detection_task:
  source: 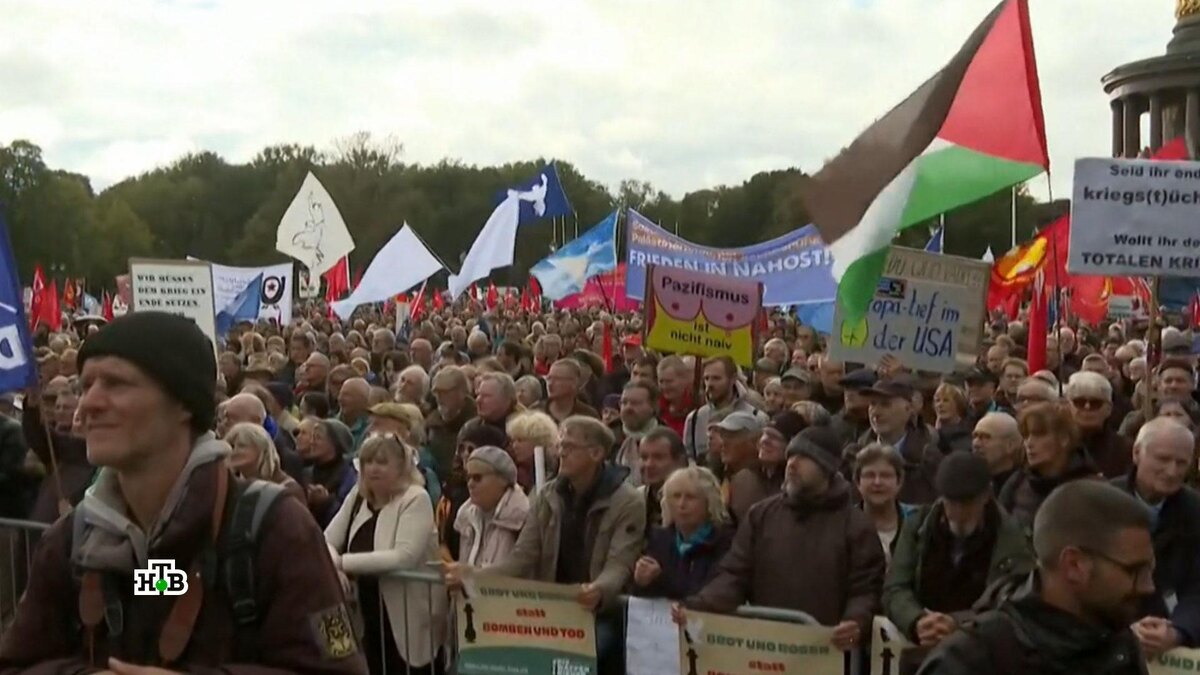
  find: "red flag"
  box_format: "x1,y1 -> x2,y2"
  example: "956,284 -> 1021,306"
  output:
102,291 -> 114,322
1027,276 -> 1048,373
30,265 -> 46,329
1191,292 -> 1200,329
432,289 -> 445,311
528,276 -> 542,308
323,257 -> 350,302
46,279 -> 61,332
410,281 -> 428,323
601,321 -> 613,373
486,282 -> 499,310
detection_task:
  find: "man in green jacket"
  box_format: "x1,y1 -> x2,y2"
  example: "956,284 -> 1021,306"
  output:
883,452 -> 1034,674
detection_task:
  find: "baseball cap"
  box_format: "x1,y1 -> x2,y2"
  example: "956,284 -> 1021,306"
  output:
964,367 -> 998,385
714,411 -> 765,435
781,367 -> 814,385
839,368 -> 878,391
1164,330 -> 1193,354
863,377 -> 915,400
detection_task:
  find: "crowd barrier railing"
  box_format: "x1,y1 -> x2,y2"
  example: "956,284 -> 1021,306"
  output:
0,518 -> 50,636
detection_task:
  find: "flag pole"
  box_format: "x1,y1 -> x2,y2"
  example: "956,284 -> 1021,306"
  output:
1011,186 -> 1018,250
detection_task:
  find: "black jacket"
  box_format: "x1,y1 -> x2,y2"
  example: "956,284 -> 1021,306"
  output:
917,573 -> 1148,675
998,449 -> 1100,532
1111,473 -> 1200,646
634,524 -> 733,601
0,414 -> 31,518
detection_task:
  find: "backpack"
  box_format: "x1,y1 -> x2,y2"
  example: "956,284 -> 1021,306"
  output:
68,476 -> 287,665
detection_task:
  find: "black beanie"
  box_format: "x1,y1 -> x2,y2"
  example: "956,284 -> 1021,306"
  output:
78,312 -> 217,435
786,426 -> 843,476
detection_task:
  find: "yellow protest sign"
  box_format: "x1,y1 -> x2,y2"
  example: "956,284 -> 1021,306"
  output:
455,575 -> 596,675
678,610 -> 842,675
1150,646 -> 1200,674
643,264 -> 763,367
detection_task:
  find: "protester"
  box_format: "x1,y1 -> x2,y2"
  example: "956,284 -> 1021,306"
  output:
917,481 -> 1154,674
325,434 -> 445,675
683,356 -> 766,466
224,422 -> 305,503
453,446 -> 530,568
611,381 -> 660,483
470,371 -> 523,435
1066,371 -> 1131,478
426,366 -> 476,480
219,391 -> 307,486
436,423 -> 508,562
681,426 -> 886,653
1012,376 -> 1059,414
932,382 -> 972,455
1000,402 -> 1099,531
656,355 -> 694,437
633,466 -> 733,600
883,453 -> 1034,672
19,386 -> 85,523
505,410 -> 560,494
713,412 -> 768,523
1111,419 -> 1200,654
728,410 -> 804,527
859,378 -> 944,505
305,418 -> 360,528
538,358 -> 600,422
971,412 -> 1023,494
0,312 -> 365,673
636,427 -> 690,536
854,443 -> 913,565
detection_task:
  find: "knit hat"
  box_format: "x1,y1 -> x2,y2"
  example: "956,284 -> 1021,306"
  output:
78,312 -> 216,435
319,419 -> 355,458
265,382 -> 294,410
467,446 -> 518,486
935,452 -> 993,501
786,426 -> 842,476
766,411 -> 808,444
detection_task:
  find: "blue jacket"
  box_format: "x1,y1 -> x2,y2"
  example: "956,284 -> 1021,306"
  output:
634,524 -> 734,601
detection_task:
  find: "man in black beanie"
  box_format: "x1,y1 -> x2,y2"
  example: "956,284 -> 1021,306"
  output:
0,312 -> 367,675
682,425 -> 886,656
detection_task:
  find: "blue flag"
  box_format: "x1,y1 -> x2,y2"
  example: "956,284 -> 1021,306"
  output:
0,215 -> 36,393
924,226 -> 944,254
529,210 -> 618,300
216,273 -> 263,338
497,163 -> 573,226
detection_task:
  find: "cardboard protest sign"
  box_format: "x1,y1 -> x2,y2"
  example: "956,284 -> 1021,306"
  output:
644,264 -> 762,367
128,259 -> 217,350
1069,157 -> 1200,277
678,610 -> 842,675
830,247 -> 989,373
455,575 -> 596,675
626,597 -> 680,675
870,615 -> 919,675
1150,647 -> 1200,674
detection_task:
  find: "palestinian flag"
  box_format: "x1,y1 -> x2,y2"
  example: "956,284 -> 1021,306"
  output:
801,0 -> 1049,321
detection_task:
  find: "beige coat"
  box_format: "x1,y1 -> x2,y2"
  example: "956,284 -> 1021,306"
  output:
454,486 -> 531,567
486,466 -> 646,607
325,483 -> 448,668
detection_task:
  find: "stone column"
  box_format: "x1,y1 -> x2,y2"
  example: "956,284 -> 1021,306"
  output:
1150,94 -> 1165,151
1113,99 -> 1125,157
1124,96 -> 1142,158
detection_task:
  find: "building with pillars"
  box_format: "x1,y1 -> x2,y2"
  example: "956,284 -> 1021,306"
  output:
1103,0 -> 1200,157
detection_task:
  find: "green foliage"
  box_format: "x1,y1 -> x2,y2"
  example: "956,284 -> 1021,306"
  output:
0,136 -> 1045,292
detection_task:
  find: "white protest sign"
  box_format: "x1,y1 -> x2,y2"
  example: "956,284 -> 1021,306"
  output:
1149,646 -> 1200,675
297,265 -> 321,299
625,597 -> 680,675
206,261 -> 294,326
128,258 -> 218,352
870,616 -> 918,675
1069,157 -> 1200,277
830,247 -> 990,373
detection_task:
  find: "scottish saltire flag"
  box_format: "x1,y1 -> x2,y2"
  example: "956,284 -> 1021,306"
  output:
924,226 -> 944,253
216,273 -> 263,338
530,211 -> 618,300
497,163 -> 573,226
0,215 -> 36,392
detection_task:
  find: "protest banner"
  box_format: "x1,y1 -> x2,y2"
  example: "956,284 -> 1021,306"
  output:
625,597 -> 679,675
624,209 -> 835,307
128,258 -> 218,351
1150,646 -> 1200,674
1069,157 -> 1200,277
643,264 -> 762,367
678,610 -> 841,675
870,615 -> 918,675
205,261 -> 294,326
455,575 -> 596,675
830,247 -> 989,374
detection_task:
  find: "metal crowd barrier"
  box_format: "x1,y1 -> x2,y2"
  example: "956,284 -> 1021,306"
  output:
0,518 -> 50,636
0,519 -> 861,675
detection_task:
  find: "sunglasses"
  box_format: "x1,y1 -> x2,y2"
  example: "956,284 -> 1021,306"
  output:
1070,398 -> 1106,411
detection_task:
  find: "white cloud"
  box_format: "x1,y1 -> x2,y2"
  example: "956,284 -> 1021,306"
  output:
0,0 -> 1175,206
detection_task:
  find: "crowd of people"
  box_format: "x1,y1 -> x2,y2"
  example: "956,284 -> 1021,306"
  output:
0,299 -> 1196,675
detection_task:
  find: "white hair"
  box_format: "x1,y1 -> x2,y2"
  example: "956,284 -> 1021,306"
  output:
1136,417 -> 1196,452
1065,371 -> 1112,403
1018,377 -> 1059,401
978,411 -> 1020,441
399,365 -> 430,395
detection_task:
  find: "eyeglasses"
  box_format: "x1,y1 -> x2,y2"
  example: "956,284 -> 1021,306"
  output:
1079,546 -> 1154,585
1070,398 -> 1107,411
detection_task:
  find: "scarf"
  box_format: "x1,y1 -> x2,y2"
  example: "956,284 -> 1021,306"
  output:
675,523 -> 713,557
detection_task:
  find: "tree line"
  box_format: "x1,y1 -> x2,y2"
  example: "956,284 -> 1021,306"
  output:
0,133 -> 1058,291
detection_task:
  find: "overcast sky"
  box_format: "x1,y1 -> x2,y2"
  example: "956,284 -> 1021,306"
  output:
0,0 -> 1173,203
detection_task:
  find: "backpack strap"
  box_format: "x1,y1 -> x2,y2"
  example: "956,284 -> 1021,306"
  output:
222,479 -> 287,662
